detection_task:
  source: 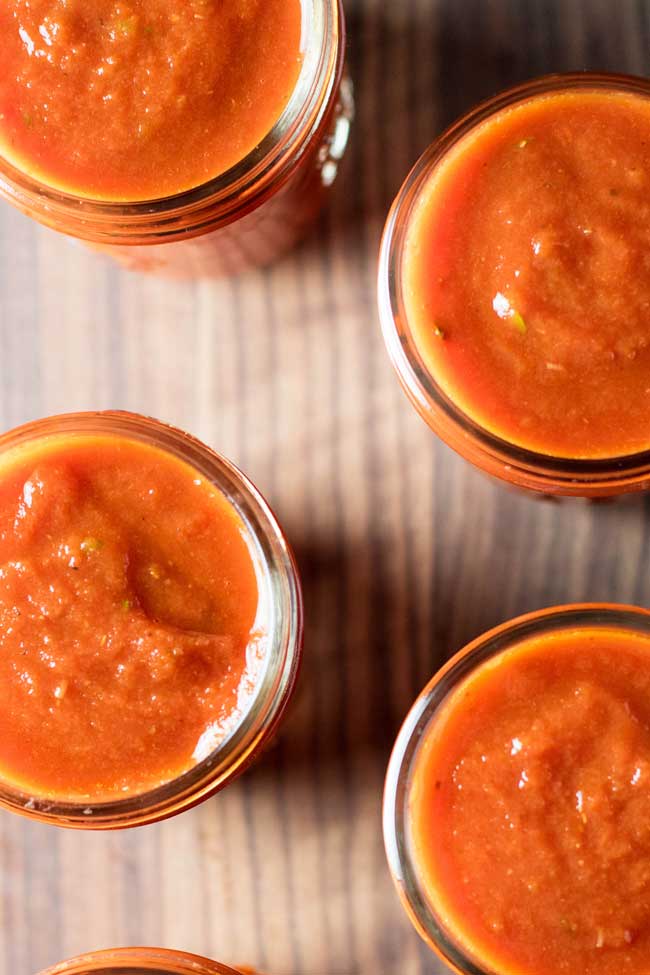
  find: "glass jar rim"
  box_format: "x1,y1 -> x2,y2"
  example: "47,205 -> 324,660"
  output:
378,71 -> 650,496
0,410 -> 303,829
38,947 -> 242,975
383,602 -> 650,975
0,0 -> 344,242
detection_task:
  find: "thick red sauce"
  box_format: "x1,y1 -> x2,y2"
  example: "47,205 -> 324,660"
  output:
0,434 -> 260,801
0,1 -> 303,200
410,625 -> 650,975
403,89 -> 650,459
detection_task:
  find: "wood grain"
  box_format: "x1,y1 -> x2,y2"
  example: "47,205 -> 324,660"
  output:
2,1 -> 650,972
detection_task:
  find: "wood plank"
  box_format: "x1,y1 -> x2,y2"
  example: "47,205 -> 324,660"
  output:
1,2 -> 650,973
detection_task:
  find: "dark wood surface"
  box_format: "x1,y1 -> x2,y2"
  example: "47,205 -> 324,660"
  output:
2,1 -> 650,972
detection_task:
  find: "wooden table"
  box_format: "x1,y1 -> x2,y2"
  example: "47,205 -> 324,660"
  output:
2,1 -> 650,972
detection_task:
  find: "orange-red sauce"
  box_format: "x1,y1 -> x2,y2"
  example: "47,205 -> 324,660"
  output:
0,1 -> 303,200
403,90 -> 650,459
0,434 -> 260,801
410,626 -> 650,975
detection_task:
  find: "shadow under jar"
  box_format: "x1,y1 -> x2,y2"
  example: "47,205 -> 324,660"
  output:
0,0 -> 352,278
384,604 -> 650,975
0,411 -> 302,828
379,73 -> 650,497
39,948 -> 247,975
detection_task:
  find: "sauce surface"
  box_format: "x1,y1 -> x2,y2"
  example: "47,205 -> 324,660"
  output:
409,625 -> 650,975
403,90 -> 650,459
0,0 -> 303,200
0,434 -> 260,801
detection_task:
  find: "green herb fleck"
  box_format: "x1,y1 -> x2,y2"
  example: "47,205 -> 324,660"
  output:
116,15 -> 138,36
493,292 -> 527,335
121,598 -> 132,611
144,24 -> 154,35
510,309 -> 527,335
80,536 -> 103,553
22,111 -> 33,129
560,918 -> 578,934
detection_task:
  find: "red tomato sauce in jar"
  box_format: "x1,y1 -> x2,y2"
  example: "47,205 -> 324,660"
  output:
409,625 -> 650,975
0,0 -> 302,200
0,433 -> 260,801
403,89 -> 650,460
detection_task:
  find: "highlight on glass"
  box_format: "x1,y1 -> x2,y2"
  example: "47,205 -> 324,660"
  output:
38,947 -> 247,975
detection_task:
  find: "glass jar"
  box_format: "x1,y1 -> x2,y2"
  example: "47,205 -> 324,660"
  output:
0,0 -> 352,278
383,603 -> 650,974
378,72 -> 650,498
0,411 -> 303,829
39,947 -> 243,975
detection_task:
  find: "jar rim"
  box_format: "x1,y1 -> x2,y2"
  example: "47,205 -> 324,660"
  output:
38,947 -> 242,975
383,602 -> 650,974
378,71 -> 650,497
0,410 -> 303,829
0,0 -> 344,242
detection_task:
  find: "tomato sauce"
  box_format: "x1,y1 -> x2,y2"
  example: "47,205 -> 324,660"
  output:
0,434 -> 260,801
410,626 -> 650,975
0,0 -> 303,200
403,90 -> 650,459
